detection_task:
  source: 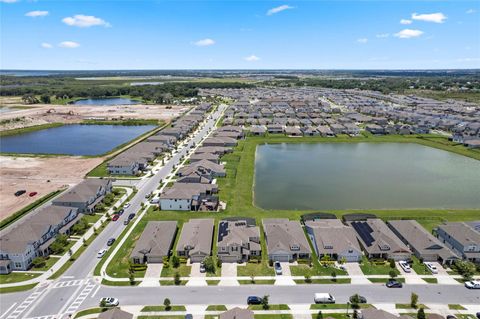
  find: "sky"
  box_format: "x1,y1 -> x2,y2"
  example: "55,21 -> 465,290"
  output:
0,0 -> 479,70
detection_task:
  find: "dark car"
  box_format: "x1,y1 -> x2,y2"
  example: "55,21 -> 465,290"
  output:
29,191 -> 38,197
107,238 -> 115,246
349,295 -> 367,303
128,213 -> 135,220
14,190 -> 26,197
446,315 -> 457,319
247,296 -> 262,305
117,209 -> 125,215
112,214 -> 120,221
476,312 -> 480,319
386,280 -> 403,288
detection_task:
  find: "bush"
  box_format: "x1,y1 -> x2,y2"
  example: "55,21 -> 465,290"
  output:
389,270 -> 397,279
203,256 -> 216,273
32,257 -> 46,269
411,292 -> 418,309
389,259 -> 396,268
164,298 -> 171,311
174,272 -> 181,285
171,255 -> 180,268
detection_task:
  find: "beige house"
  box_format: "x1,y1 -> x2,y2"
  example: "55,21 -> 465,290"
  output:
130,221 -> 177,264
176,219 -> 214,263
217,219 -> 261,263
263,218 -> 311,262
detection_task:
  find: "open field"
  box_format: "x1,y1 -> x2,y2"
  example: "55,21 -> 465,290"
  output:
0,96 -> 186,131
0,155 -> 103,220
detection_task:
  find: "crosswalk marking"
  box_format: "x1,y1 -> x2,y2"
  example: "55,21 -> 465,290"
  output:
6,290 -> 46,319
64,281 -> 97,315
51,279 -> 84,289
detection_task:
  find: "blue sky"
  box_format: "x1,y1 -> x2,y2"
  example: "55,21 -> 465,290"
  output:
1,0 -> 479,70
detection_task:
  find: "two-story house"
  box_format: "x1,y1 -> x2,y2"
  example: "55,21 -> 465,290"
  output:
217,219 -> 261,263
52,179 -> 113,213
436,222 -> 480,263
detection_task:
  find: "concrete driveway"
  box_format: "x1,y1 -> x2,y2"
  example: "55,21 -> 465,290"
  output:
396,262 -> 424,284
186,262 -> 207,287
343,262 -> 370,284
431,262 -> 459,285
139,263 -> 162,287
274,262 -> 296,286
219,263 -> 239,286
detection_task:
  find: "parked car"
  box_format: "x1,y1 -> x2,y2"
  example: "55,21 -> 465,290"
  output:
247,296 -> 262,305
14,190 -> 26,196
128,213 -> 135,220
150,198 -> 160,204
97,249 -> 107,258
117,209 -> 125,215
185,315 -> 193,319
476,312 -> 480,319
314,293 -> 336,304
446,315 -> 457,319
29,191 -> 38,197
100,297 -> 119,307
274,261 -> 282,275
399,260 -> 411,273
124,203 -> 131,209
349,295 -> 367,303
424,262 -> 438,274
107,238 -> 115,246
465,280 -> 480,289
123,219 -> 130,226
200,262 -> 206,273
386,279 -> 403,288
112,214 -> 120,221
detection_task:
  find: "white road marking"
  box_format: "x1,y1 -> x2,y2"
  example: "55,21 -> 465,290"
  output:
6,290 -> 46,319
0,303 -> 17,319
64,281 -> 97,315
90,284 -> 101,298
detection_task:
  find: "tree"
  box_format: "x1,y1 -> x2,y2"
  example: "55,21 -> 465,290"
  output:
40,94 -> 51,104
389,258 -> 396,269
452,260 -> 476,281
353,309 -> 359,319
250,273 -> 255,284
171,255 -> 180,268
350,294 -> 360,310
68,248 -> 74,261
410,292 -> 419,309
331,271 -> 337,282
174,272 -> 181,285
99,299 -> 107,308
305,274 -> 312,283
316,311 -> 323,319
216,257 -> 222,269
163,298 -> 171,311
261,295 -> 270,310
129,272 -> 135,285
82,238 -> 87,247
32,257 -> 46,269
389,270 -> 397,279
203,256 -> 216,274
417,308 -> 425,319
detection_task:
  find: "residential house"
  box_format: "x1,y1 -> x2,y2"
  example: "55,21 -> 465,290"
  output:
159,183 -> 218,211
176,219 -> 214,263
436,222 -> 480,263
52,179 -> 113,213
219,308 -> 254,319
217,219 -> 261,263
262,219 -> 311,262
130,221 -> 177,264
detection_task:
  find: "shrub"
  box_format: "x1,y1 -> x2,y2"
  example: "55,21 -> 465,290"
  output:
163,298 -> 171,311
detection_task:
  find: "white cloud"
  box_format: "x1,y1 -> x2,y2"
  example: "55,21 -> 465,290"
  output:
59,41 -> 80,48
25,10 -> 48,17
376,33 -> 390,38
400,19 -> 412,25
267,4 -> 294,16
466,9 -> 476,14
394,29 -> 424,39
41,42 -> 52,48
411,12 -> 447,23
62,14 -> 111,28
357,38 -> 368,44
457,57 -> 480,62
244,55 -> 260,62
0,0 -> 20,3
193,38 -> 215,47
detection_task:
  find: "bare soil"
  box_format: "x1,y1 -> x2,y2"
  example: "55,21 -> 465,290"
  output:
0,156 -> 103,220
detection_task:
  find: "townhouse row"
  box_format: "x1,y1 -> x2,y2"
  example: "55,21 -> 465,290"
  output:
0,179 -> 113,273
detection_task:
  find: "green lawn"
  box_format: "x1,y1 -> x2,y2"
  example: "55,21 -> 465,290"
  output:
0,283 -> 38,294
290,264 -> 347,277
159,280 -> 188,286
411,257 -> 429,275
360,257 -> 400,276
294,278 -> 351,284
249,305 -> 290,310
239,279 -> 276,285
207,280 -> 220,285
421,277 -> 438,284
396,304 -> 428,309
73,308 -> 106,318
255,316 -> 293,319
100,279 -> 140,286
161,264 -> 191,277
311,314 -> 350,319
368,278 -> 405,283
32,256 -> 60,271
0,272 -> 41,284
206,305 -> 227,311
142,305 -> 186,312
448,304 -> 466,310
237,262 -> 275,277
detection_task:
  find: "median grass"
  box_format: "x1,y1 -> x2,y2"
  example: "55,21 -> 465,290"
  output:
248,304 -> 290,311
0,283 -> 38,294
206,305 -> 227,311
73,308 -> 106,319
310,304 -> 372,310
294,278 -> 351,284
239,279 -> 276,285
142,305 -> 186,312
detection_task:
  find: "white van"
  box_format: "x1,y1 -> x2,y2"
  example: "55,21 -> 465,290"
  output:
314,293 -> 335,304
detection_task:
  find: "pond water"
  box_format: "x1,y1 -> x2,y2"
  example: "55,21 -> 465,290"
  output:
0,124 -> 155,156
254,143 -> 480,210
72,98 -> 141,106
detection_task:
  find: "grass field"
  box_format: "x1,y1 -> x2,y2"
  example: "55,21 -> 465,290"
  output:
0,272 -> 40,284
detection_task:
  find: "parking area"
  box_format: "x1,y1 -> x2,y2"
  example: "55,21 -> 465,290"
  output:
219,263 -> 238,286
396,262 -> 424,284
274,262 -> 295,286
139,263 -> 162,287
186,262 -> 207,286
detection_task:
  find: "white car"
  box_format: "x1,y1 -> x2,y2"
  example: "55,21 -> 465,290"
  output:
100,297 -> 119,307
124,203 -> 131,209
399,261 -> 411,273
274,261 -> 282,275
97,249 -> 107,258
465,280 -> 480,289
424,262 -> 438,274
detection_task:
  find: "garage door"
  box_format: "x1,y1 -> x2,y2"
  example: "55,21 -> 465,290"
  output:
273,255 -> 290,262
147,256 -> 164,263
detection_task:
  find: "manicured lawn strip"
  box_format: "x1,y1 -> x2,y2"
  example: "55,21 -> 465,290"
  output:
310,304 -> 372,310
100,279 -> 140,286
290,264 -> 347,277
368,278 -> 405,283
448,304 -> 466,310
0,189 -> 63,230
159,280 -> 188,286
360,257 -> 399,276
73,307 -> 107,318
32,256 -> 60,271
255,316 -> 293,319
161,264 -> 191,277
310,315 -> 350,319
142,305 -> 187,312
0,283 -> 38,294
294,278 -> 351,284
411,256 -> 429,275
456,316 -> 476,319
138,316 -> 185,319
239,279 -> 276,285
237,262 -> 275,277
207,280 -> 220,285
249,305 -> 290,310
421,278 -> 438,284
0,122 -> 64,137
206,305 -> 227,311
396,304 -> 428,309
0,272 -> 41,284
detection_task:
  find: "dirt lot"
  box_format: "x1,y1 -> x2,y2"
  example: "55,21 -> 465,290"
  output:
0,97 -> 187,131
0,156 -> 103,220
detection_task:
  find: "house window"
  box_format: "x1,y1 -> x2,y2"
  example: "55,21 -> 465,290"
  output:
14,262 -> 22,268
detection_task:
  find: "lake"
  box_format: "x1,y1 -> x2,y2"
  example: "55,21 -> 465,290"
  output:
0,124 -> 155,156
72,98 -> 141,106
254,143 -> 480,210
